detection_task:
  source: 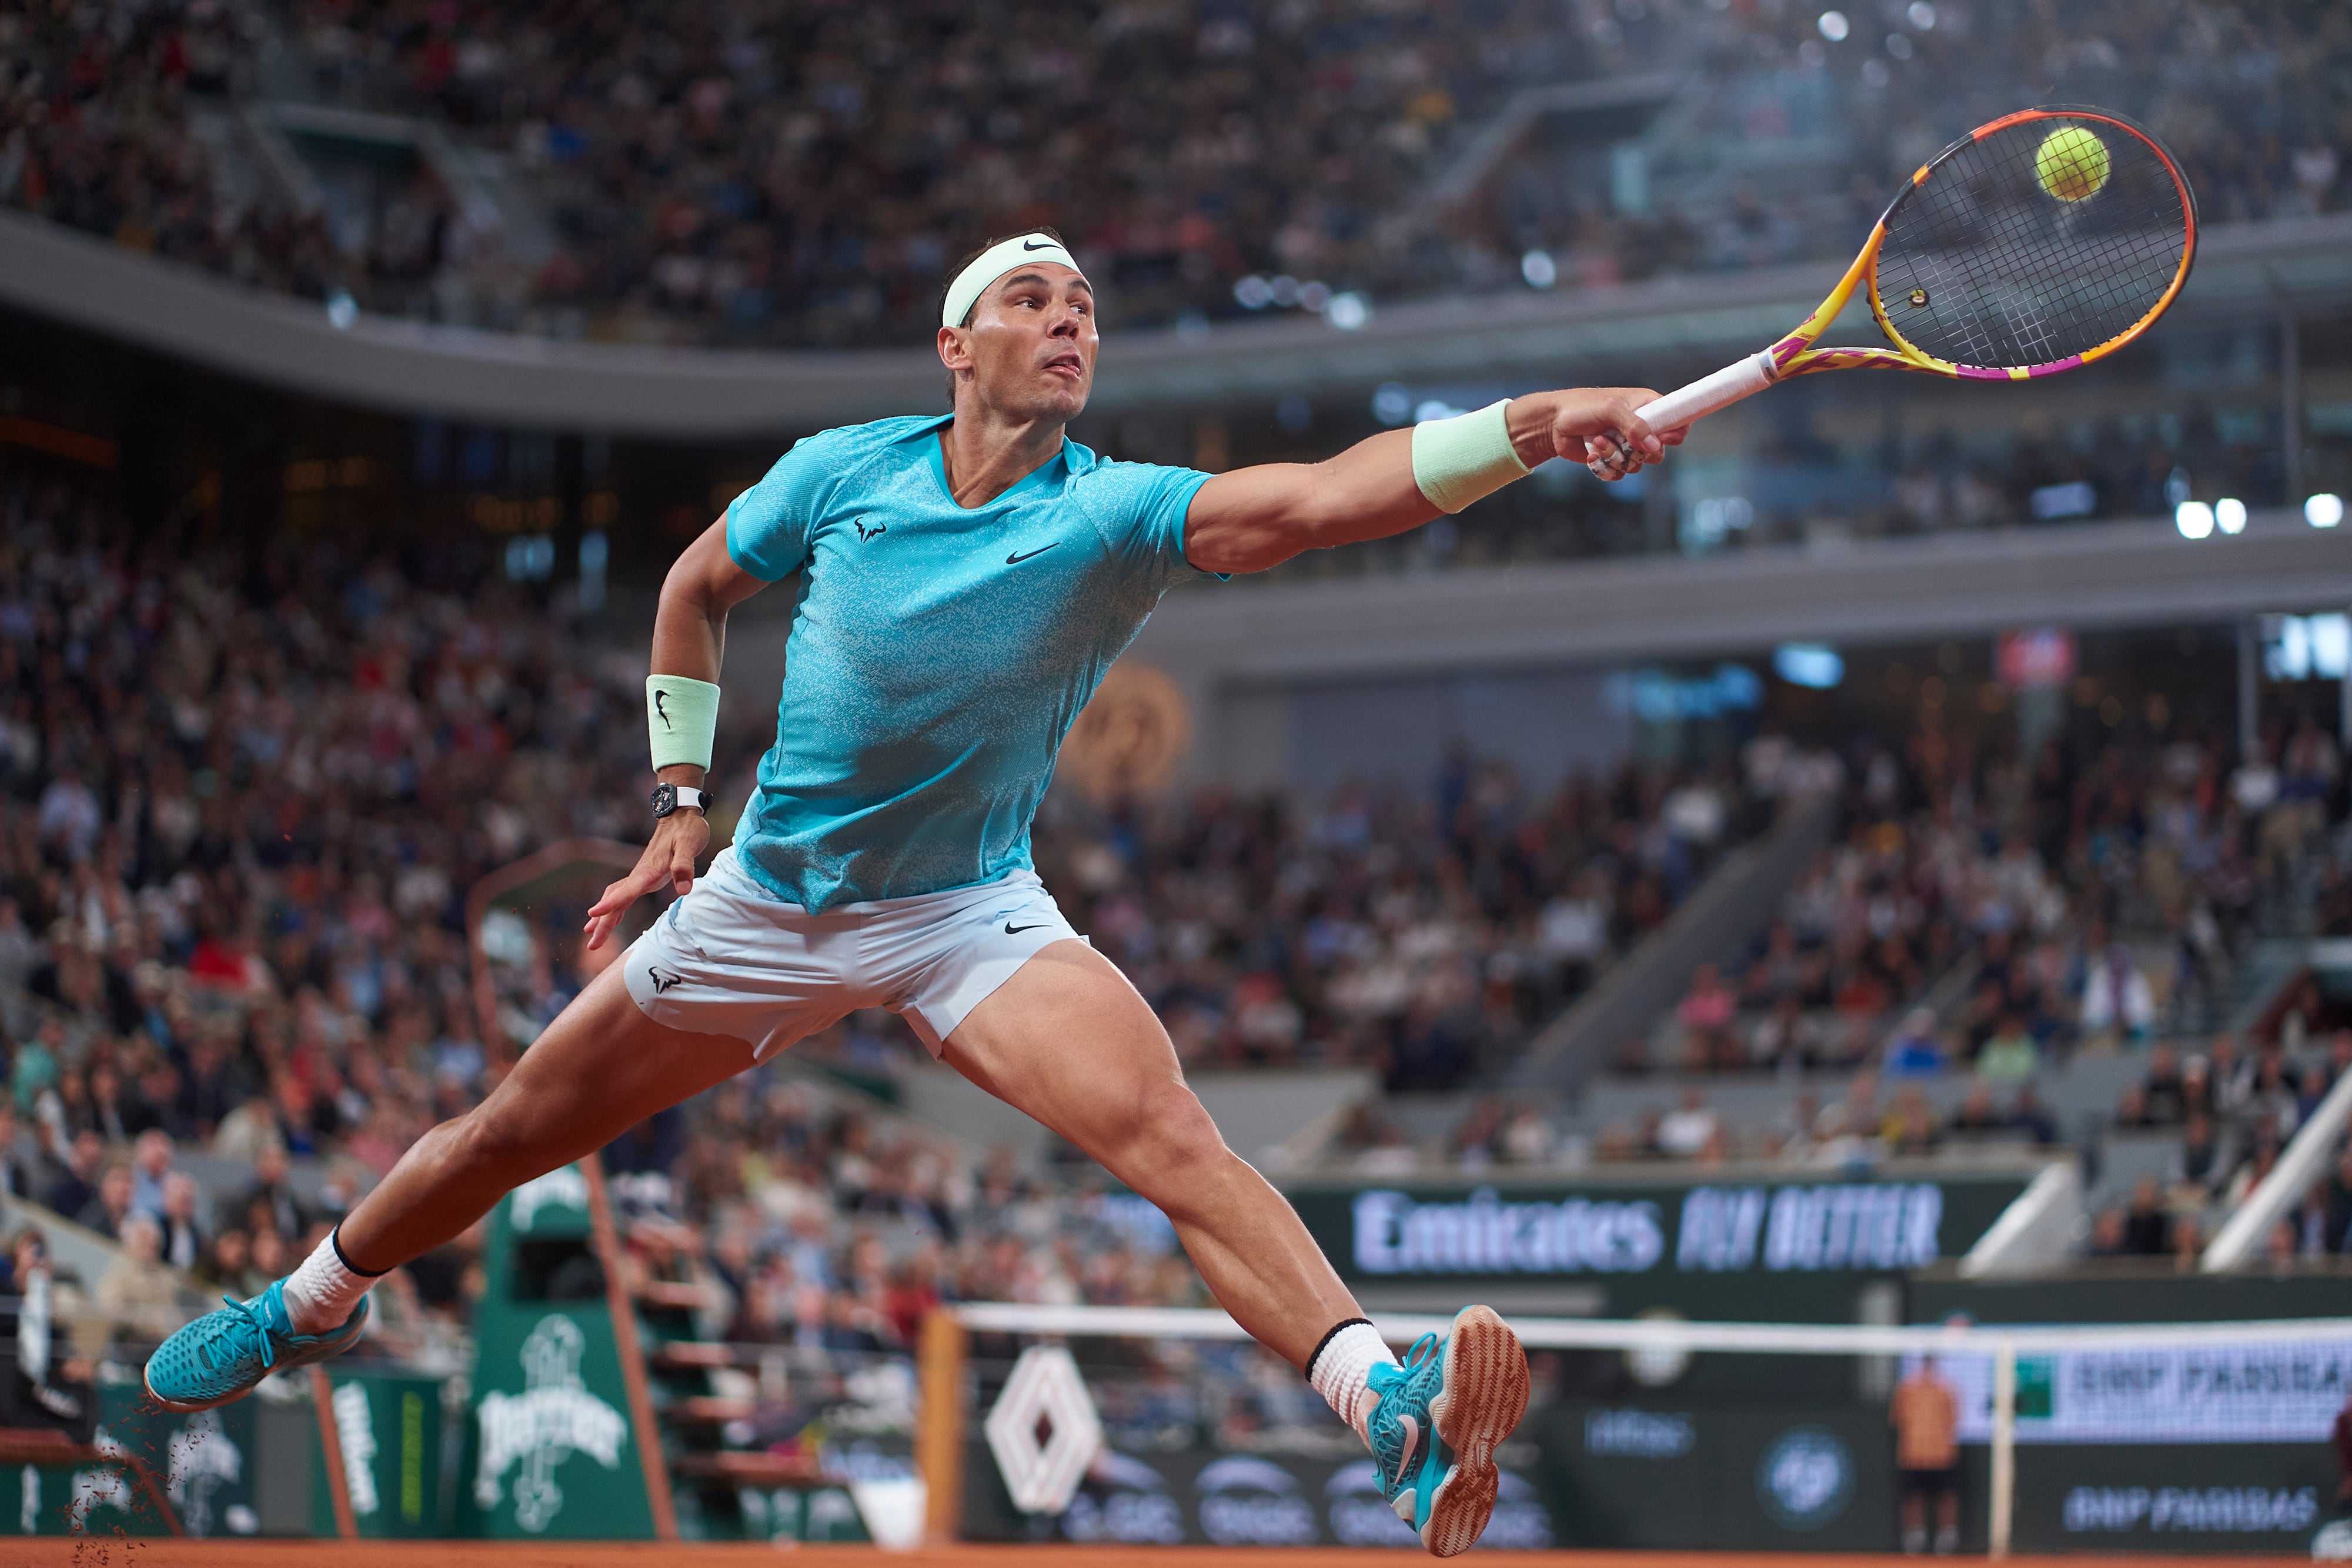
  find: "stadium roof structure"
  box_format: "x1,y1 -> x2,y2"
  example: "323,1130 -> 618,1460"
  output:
5,210 -> 2351,439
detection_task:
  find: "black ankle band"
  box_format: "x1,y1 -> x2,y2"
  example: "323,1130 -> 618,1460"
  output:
1304,1316 -> 1375,1382
330,1227 -> 391,1279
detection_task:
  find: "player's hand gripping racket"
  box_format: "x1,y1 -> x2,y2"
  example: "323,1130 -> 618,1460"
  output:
1588,106 -> 2197,478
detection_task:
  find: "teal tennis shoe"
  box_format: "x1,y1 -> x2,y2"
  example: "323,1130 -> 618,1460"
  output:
1365,1329 -> 1442,1519
144,1280 -> 369,1413
1367,1305 -> 1531,1558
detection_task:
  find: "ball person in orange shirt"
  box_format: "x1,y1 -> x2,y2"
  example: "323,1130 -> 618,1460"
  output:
1891,1352 -> 1961,1553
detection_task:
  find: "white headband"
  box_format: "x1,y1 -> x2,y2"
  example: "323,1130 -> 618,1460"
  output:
941,233 -> 1088,329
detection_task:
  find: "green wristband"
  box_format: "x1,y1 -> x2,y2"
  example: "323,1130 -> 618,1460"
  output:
646,674 -> 720,771
1411,399 -> 1531,514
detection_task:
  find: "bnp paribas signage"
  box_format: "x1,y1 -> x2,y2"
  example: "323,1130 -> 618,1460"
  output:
1289,1173 -> 2026,1292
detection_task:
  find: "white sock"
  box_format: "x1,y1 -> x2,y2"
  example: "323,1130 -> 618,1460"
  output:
281,1229 -> 382,1335
1307,1319 -> 1398,1440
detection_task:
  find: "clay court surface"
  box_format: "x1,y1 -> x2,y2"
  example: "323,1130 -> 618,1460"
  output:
3,1547 -> 2295,1568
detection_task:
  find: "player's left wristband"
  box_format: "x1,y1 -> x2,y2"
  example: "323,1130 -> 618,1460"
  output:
1411,399 -> 1531,514
647,675 -> 720,771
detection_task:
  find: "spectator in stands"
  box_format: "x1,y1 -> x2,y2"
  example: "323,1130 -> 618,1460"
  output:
157,1171 -> 205,1273
0,1229 -> 93,1441
2176,1114 -> 2227,1195
1676,964 -> 1739,1071
2080,943 -> 2157,1044
2241,1047 -> 2304,1137
2090,1206 -> 2129,1258
1975,1014 -> 2039,1082
41,1130 -> 102,1228
1892,1352 -> 1962,1554
1883,1009 -> 1946,1078
0,1102 -> 39,1201
2140,1044 -> 2188,1126
2006,1086 -> 2059,1148
2121,1175 -> 2171,1256
1887,1086 -> 1942,1157
2324,1147 -> 2352,1253
75,1160 -> 134,1242
129,1129 -> 175,1220
2170,1213 -> 2204,1273
92,1214 -> 180,1360
1947,1084 -> 2003,1140
2222,1126 -> 2281,1209
1656,1088 -> 1719,1159
235,1144 -> 308,1241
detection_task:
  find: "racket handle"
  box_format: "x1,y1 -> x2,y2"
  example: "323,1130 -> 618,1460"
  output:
1635,349 -> 1778,433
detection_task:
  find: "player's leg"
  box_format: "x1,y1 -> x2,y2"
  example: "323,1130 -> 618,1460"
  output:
146,961 -> 753,1412
940,938 -> 1526,1557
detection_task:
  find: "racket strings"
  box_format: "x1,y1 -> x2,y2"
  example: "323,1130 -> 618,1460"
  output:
1875,116 -> 2188,372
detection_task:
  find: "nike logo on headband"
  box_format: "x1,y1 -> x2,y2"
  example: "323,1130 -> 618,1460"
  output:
1021,239 -> 1055,251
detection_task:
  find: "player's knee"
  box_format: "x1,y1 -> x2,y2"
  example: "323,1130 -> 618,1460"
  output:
1112,1080 -> 1230,1207
450,1102 -> 557,1185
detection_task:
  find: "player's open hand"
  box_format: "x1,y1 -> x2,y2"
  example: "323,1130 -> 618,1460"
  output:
584,811 -> 709,950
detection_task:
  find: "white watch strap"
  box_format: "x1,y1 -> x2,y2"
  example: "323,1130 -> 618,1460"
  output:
672,786 -> 707,812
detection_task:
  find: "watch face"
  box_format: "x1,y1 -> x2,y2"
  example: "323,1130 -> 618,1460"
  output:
650,783 -> 676,817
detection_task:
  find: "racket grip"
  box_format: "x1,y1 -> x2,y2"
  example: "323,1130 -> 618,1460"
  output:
1635,349 -> 1778,433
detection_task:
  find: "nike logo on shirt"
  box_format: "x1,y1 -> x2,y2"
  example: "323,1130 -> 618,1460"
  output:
1006,544 -> 1059,564
1004,921 -> 1052,934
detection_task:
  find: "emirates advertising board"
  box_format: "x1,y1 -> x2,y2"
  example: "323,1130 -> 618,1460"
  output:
1287,1173 -> 2028,1313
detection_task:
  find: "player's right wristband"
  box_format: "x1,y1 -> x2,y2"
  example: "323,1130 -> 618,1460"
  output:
1411,399 -> 1531,514
646,675 -> 721,771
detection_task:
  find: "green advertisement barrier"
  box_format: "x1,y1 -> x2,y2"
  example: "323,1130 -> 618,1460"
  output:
961,1442 -> 1554,1547
458,1162 -> 657,1539
309,1370 -> 451,1537
1288,1170 -> 2029,1320
0,1385 -> 253,1537
1536,1400 -> 1897,1552
1980,1443 -> 2336,1556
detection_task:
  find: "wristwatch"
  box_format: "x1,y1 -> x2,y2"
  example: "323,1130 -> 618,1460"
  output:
650,783 -> 709,820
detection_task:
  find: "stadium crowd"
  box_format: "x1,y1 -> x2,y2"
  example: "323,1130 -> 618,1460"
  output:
4,0 -> 2347,348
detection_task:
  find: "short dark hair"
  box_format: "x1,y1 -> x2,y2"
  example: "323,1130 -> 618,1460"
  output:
939,225 -> 1073,406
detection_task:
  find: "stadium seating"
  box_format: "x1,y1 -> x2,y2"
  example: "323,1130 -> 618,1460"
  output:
5,0 -> 2347,347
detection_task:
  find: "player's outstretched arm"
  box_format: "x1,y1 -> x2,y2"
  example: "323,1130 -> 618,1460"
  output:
1181,387 -> 1681,576
584,517 -> 771,949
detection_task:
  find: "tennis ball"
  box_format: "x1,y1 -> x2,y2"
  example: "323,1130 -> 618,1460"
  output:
2035,125 -> 2110,202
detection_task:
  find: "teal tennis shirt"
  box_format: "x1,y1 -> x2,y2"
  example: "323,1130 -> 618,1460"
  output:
723,413 -> 1215,910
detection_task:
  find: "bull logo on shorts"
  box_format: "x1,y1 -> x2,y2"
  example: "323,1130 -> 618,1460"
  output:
647,966 -> 685,994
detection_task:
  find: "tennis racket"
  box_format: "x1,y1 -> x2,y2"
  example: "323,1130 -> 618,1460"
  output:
1589,105 -> 2197,476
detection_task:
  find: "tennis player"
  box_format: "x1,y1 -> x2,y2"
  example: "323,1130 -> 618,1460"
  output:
147,231 -> 1677,1556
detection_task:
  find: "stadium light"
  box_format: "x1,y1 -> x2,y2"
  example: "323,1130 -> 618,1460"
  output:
1886,32 -> 1913,59
1816,10 -> 1850,41
1325,292 -> 1370,330
325,290 -> 359,330
1906,1 -> 1935,28
1232,275 -> 1272,310
1521,250 -> 1558,289
2216,497 -> 2247,534
2174,501 -> 2214,540
2308,493 -> 2345,529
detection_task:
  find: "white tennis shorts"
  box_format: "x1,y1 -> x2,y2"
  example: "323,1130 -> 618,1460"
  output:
621,846 -> 1083,1060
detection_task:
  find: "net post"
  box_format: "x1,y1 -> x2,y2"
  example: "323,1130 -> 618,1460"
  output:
1989,1338 -> 2017,1559
918,1308 -> 970,1543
